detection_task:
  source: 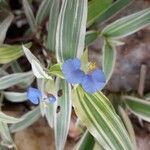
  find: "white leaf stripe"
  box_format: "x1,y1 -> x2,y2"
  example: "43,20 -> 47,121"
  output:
76,88 -> 133,150
54,79 -> 72,150
88,94 -> 132,150
102,8 -> 150,38
76,90 -> 112,150
0,14 -> 14,44
56,0 -> 87,62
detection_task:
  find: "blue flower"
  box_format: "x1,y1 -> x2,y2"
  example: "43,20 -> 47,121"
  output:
27,87 -> 56,104
62,58 -> 106,93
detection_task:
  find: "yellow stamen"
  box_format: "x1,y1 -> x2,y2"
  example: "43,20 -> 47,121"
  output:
88,62 -> 97,72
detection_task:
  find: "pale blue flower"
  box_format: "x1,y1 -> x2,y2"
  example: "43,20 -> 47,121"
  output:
62,58 -> 106,93
27,87 -> 56,104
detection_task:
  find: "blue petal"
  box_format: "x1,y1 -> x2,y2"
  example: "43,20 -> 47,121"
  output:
27,87 -> 42,104
81,69 -> 106,93
62,58 -> 81,72
62,58 -> 85,84
91,69 -> 106,82
48,95 -> 56,103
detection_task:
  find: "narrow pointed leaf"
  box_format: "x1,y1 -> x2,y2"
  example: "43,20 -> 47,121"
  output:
102,8 -> 150,39
0,122 -> 15,149
0,71 -> 34,90
0,112 -> 21,124
36,0 -> 53,25
56,0 -> 87,62
22,0 -> 36,32
54,79 -> 72,150
102,40 -> 116,81
0,43 -> 31,64
118,106 -> 136,149
46,0 -> 60,52
43,79 -> 57,128
124,95 -> 150,122
73,86 -> 133,150
97,0 -> 134,24
87,0 -> 112,27
23,46 -> 52,79
10,107 -> 40,133
0,14 -> 13,45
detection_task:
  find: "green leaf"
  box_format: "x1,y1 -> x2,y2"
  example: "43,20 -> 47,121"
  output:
87,0 -> 112,27
0,112 -> 21,124
85,31 -> 99,46
0,14 -> 13,45
36,0 -> 53,25
73,86 -> 133,150
0,71 -> 34,90
118,106 -> 136,149
102,8 -> 150,39
54,78 -> 72,150
49,64 -> 64,79
10,107 -> 40,133
40,79 -> 57,127
123,95 -> 150,122
3,92 -> 27,103
23,45 -> 52,79
75,130 -> 95,150
97,0 -> 134,24
22,0 -> 36,32
0,43 -> 31,64
0,122 -> 15,149
102,40 -> 116,81
46,0 -> 60,52
56,0 -> 87,62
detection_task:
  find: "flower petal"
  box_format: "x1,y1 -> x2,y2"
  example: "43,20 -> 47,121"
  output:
81,70 -> 106,93
64,70 -> 85,84
27,87 -> 42,104
91,69 -> 106,82
62,58 -> 81,73
62,58 -> 85,84
48,95 -> 56,103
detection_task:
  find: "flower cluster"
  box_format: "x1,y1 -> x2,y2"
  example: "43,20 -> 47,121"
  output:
62,58 -> 106,93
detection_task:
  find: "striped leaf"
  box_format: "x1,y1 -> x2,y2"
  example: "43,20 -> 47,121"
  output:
3,92 -> 27,103
123,95 -> 150,122
97,0 -> 134,23
10,107 -> 40,133
102,8 -> 150,39
23,46 -> 52,79
54,79 -> 72,150
85,31 -> 99,46
0,122 -> 15,147
46,0 -> 60,52
0,14 -> 13,45
56,0 -> 87,62
75,130 -> 95,150
36,0 -> 53,25
22,0 -> 36,32
0,43 -> 31,64
118,106 -> 136,149
41,79 -> 57,127
0,112 -> 21,124
87,0 -> 112,27
73,86 -> 133,150
0,71 -> 34,90
102,40 -> 116,81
